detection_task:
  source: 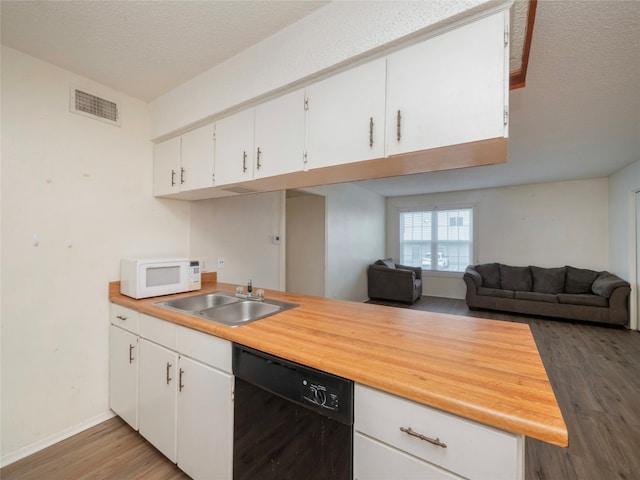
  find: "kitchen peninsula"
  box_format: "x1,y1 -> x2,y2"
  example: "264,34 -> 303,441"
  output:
109,273 -> 567,479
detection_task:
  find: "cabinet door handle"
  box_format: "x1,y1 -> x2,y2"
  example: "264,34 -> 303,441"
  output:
116,315 -> 127,321
396,110 -> 402,142
400,426 -> 447,448
242,151 -> 248,172
171,169 -> 176,186
166,362 -> 172,384
256,147 -> 262,170
129,344 -> 135,364
179,368 -> 185,392
180,167 -> 185,185
369,117 -> 374,147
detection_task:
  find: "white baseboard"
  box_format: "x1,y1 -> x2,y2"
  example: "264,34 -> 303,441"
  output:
1,410 -> 116,468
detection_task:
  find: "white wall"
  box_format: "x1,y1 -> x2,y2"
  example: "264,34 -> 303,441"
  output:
0,47 -> 190,464
609,159 -> 640,329
304,183 -> 386,302
286,192 -> 326,297
150,0 -> 499,139
386,178 -> 610,299
189,191 -> 285,290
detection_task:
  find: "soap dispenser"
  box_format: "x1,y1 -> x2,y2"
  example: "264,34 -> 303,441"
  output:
247,279 -> 252,294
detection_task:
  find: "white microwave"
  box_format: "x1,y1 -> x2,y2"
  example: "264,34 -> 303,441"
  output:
120,258 -> 201,299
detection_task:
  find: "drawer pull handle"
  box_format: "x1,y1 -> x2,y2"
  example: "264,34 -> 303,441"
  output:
400,426 -> 447,449
116,315 -> 127,321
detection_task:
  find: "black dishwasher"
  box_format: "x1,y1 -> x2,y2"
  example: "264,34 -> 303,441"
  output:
232,343 -> 353,480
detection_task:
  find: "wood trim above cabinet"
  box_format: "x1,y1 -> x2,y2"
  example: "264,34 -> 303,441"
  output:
510,0 -> 537,90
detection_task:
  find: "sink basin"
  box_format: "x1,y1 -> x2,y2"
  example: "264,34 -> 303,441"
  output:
199,301 -> 281,325
154,291 -> 298,327
156,292 -> 239,312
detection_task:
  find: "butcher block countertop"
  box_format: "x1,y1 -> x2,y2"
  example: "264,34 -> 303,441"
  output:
109,274 -> 568,447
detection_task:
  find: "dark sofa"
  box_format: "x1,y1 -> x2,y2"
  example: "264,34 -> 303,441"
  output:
367,258 -> 422,304
464,263 -> 631,326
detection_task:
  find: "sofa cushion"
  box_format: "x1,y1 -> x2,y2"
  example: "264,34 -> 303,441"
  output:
475,263 -> 501,289
531,266 -> 566,294
499,265 -> 532,292
375,258 -> 396,269
592,272 -> 628,298
477,287 -> 515,299
558,293 -> 608,308
515,291 -> 559,303
565,266 -> 599,294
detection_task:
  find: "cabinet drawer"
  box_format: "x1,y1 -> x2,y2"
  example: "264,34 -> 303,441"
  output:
176,326 -> 232,373
354,433 -> 461,480
140,314 -> 177,349
355,384 -> 523,480
110,304 -> 139,334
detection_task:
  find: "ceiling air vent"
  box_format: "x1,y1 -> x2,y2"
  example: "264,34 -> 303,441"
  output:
70,86 -> 120,126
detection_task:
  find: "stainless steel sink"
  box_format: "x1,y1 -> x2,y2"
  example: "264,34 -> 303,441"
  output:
154,291 -> 298,327
156,291 -> 239,312
198,301 -> 281,325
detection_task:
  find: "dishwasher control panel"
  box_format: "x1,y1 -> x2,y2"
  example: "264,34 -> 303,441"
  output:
301,379 -> 340,411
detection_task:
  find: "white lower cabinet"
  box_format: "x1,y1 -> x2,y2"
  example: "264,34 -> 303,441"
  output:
139,338 -> 179,462
354,384 -> 524,480
177,356 -> 233,480
110,307 -> 233,479
355,433 -> 460,480
109,324 -> 139,430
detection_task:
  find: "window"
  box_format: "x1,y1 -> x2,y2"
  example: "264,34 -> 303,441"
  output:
400,208 -> 473,272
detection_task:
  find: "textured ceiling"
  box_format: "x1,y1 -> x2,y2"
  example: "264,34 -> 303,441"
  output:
0,0 -> 329,102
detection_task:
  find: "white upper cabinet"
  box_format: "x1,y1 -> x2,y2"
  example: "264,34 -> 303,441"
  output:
153,124 -> 215,196
386,11 -> 508,157
254,89 -> 306,180
306,58 -> 386,169
214,108 -> 255,186
180,124 -> 215,190
153,136 -> 181,196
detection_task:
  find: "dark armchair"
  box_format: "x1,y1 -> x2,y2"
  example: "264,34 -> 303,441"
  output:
367,258 -> 423,304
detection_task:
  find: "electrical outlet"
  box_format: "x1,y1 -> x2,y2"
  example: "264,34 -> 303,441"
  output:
217,257 -> 225,269
200,257 -> 208,272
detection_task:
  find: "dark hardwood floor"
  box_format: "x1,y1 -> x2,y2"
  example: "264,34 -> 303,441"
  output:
3,296 -> 638,479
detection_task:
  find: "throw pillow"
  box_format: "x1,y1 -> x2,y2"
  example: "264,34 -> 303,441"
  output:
375,258 -> 396,269
474,263 -> 500,289
499,264 -> 532,291
531,266 -> 566,294
565,266 -> 599,294
591,272 -> 628,298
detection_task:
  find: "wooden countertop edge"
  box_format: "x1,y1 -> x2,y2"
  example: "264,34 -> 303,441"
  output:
108,278 -> 568,447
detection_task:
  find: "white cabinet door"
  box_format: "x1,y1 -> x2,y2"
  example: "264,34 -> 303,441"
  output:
153,136 -> 181,196
254,89 -> 306,179
354,433 -> 461,480
177,356 -> 234,480
109,325 -> 138,430
386,12 -> 507,156
180,123 -> 215,191
306,58 -> 386,169
138,339 -> 178,463
214,108 -> 255,186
